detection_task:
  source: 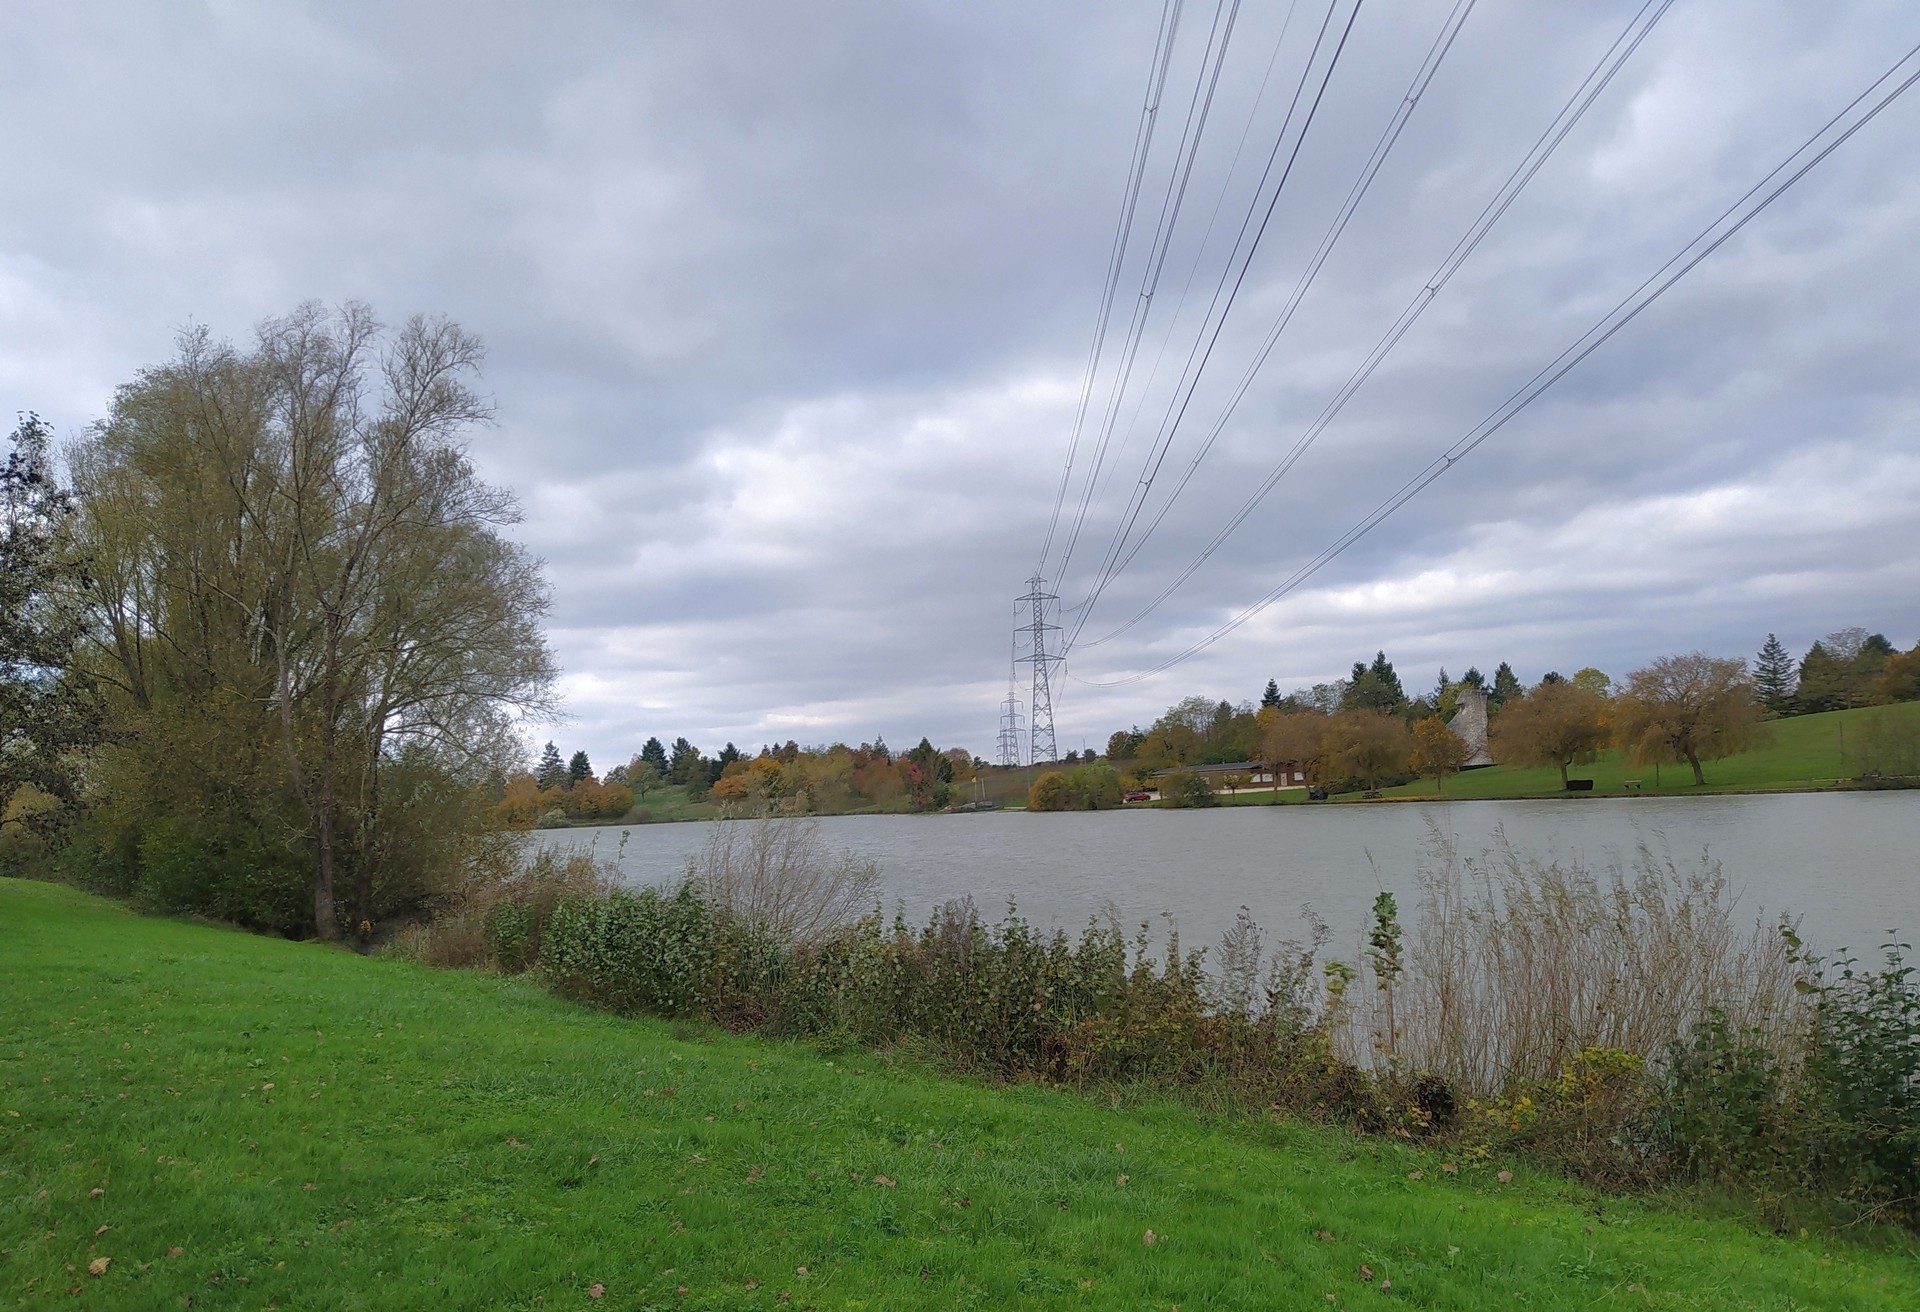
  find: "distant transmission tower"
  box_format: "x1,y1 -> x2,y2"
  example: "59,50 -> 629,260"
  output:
1016,576 -> 1062,765
995,679 -> 1024,768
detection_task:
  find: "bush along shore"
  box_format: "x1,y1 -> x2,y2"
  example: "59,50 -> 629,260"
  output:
396,814 -> 1920,1236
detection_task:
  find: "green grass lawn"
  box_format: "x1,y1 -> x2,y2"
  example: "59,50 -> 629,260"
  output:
1373,702 -> 1920,801
3,879 -> 1915,1309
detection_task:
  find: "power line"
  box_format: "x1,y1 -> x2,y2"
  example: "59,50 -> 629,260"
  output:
1073,0 -> 1481,634
1061,0 -> 1365,639
1074,0 -> 1674,650
1070,34 -> 1920,688
1049,0 -> 1246,590
1036,0 -> 1186,576
1071,0 -> 1304,575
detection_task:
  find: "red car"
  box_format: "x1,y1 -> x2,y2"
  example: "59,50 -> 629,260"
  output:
1124,790 -> 1152,802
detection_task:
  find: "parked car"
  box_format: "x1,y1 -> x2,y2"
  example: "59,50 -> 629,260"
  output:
1124,790 -> 1152,802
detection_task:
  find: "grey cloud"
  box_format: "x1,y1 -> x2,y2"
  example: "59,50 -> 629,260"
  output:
4,0 -> 1918,764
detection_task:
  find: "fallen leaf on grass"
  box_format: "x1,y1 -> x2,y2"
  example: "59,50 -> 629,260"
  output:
1142,1230 -> 1156,1246
1496,1170 -> 1513,1183
1407,1170 -> 1424,1180
1359,1265 -> 1373,1281
167,1247 -> 184,1257
873,1175 -> 896,1188
587,1282 -> 605,1299
1441,1162 -> 1458,1174
94,1225 -> 109,1236
794,1266 -> 809,1276
88,1188 -> 103,1198
88,1257 -> 109,1276
1116,1174 -> 1129,1187
1313,1229 -> 1335,1242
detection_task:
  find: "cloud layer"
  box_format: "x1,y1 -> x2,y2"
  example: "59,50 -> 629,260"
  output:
5,0 -> 1917,764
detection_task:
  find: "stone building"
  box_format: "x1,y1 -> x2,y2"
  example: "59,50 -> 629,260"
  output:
1448,686 -> 1495,768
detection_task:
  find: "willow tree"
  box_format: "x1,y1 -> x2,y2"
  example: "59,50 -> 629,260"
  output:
72,303 -> 557,936
1614,653 -> 1764,787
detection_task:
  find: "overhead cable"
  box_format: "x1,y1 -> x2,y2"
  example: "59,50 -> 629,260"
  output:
1071,34 -> 1920,686
1075,0 -> 1672,650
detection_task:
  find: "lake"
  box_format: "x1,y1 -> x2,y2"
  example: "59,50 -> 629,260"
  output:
530,793 -> 1919,963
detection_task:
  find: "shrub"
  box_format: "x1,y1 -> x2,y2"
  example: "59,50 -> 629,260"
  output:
542,882 -> 717,1017
1794,940 -> 1920,1217
1162,773 -> 1217,808
1027,765 -> 1125,811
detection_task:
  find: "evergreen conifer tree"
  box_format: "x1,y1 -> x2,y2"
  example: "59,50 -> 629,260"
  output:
1753,634 -> 1796,714
567,750 -> 592,785
1490,662 -> 1523,708
1795,642 -> 1843,714
640,736 -> 668,775
1261,679 -> 1281,710
536,741 -> 565,788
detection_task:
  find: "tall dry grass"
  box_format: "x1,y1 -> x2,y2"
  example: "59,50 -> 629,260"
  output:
687,813 -> 880,949
1364,829 -> 1799,1095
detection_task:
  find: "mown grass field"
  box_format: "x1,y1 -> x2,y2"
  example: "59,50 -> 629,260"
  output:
3,879 -> 1915,1309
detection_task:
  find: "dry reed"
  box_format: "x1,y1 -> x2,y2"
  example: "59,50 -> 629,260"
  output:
1360,828 -> 1799,1095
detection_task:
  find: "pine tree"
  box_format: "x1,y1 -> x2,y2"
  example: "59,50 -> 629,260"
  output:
668,737 -> 701,784
1490,662 -> 1522,708
1753,633 -> 1795,715
1261,679 -> 1281,710
535,741 -> 565,788
1433,668 -> 1450,704
1795,642 -> 1845,714
640,736 -> 668,775
567,750 -> 592,785
1369,651 -> 1406,706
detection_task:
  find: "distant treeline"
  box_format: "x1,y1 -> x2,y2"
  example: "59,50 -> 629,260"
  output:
1095,627 -> 1920,798
494,735 -> 982,825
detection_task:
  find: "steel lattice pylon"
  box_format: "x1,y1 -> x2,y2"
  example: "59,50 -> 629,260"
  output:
1015,576 -> 1062,765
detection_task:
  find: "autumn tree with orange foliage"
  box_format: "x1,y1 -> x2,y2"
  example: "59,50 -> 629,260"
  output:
1491,678 -> 1611,789
1409,716 -> 1470,793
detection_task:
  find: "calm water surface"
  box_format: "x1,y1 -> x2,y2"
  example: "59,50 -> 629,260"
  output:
531,794 -> 1919,960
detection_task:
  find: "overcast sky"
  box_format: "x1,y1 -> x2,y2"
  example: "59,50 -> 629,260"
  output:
7,0 -> 1919,766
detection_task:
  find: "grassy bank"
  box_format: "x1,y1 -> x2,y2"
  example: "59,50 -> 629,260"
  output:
1193,703 -> 1920,805
2,879 -> 1914,1309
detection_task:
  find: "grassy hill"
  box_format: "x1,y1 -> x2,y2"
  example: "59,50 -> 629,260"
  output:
1372,701 -> 1920,801
1197,702 -> 1920,805
3,878 -> 1914,1308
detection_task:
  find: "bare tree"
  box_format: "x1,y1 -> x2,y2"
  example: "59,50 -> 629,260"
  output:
1614,653 -> 1764,786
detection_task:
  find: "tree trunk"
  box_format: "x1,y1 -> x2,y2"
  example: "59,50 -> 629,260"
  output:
1687,751 -> 1705,786
1558,761 -> 1569,789
313,804 -> 338,940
